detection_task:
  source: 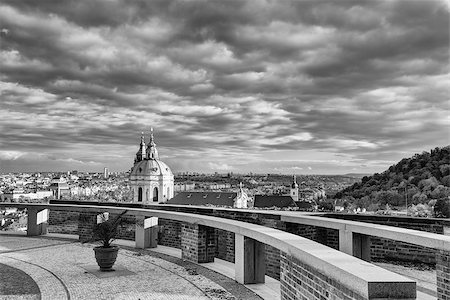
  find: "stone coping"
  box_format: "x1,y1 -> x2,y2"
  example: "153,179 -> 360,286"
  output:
10,202 -> 450,250
281,214 -> 450,251
10,203 -> 417,299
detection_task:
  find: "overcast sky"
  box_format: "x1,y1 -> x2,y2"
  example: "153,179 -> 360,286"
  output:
0,0 -> 449,175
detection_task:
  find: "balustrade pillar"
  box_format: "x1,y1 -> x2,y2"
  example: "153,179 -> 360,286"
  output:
27,208 -> 48,236
135,216 -> 158,249
235,234 -> 265,284
339,226 -> 353,255
353,233 -> 371,261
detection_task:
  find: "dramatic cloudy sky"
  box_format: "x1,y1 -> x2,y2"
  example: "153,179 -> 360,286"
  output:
0,0 -> 449,174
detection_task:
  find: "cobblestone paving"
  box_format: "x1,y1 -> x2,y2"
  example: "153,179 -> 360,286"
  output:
0,235 -> 261,300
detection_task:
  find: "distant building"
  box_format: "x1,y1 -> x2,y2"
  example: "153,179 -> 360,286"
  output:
167,183 -> 250,208
254,195 -> 297,209
174,182 -> 196,192
235,182 -> 250,208
254,176 -> 300,209
49,177 -> 70,200
129,130 -> 174,203
103,167 -> 109,179
167,192 -> 237,206
290,175 -> 299,201
1,189 -> 52,201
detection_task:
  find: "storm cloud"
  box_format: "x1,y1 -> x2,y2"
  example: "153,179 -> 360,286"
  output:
0,0 -> 448,174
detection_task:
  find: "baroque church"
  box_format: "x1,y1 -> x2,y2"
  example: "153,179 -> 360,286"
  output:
129,130 -> 174,203
129,130 -> 249,208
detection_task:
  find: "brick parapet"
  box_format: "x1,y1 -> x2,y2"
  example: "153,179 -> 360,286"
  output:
181,223 -> 215,263
158,218 -> 181,248
48,210 -> 79,234
280,251 -> 366,300
77,211 -> 98,241
437,250 -> 450,300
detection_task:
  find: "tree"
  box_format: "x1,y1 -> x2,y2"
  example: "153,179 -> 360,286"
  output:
434,198 -> 450,218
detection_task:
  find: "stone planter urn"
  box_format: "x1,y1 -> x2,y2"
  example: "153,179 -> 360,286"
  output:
94,246 -> 119,271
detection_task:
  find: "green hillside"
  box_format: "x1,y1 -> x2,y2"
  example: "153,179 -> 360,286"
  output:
335,146 -> 450,211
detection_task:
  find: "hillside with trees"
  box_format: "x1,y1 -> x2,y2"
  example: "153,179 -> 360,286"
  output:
335,146 -> 450,216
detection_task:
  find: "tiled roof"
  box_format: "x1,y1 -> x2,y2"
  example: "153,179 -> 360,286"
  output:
295,201 -> 314,210
254,195 -> 297,208
167,192 -> 237,206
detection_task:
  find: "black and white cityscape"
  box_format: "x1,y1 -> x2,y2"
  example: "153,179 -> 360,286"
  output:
0,1 -> 449,300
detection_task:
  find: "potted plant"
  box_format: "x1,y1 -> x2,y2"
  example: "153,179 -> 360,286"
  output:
87,210 -> 128,271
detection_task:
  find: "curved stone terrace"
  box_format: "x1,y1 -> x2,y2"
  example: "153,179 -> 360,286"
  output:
0,233 -> 262,300
1,202 -> 449,300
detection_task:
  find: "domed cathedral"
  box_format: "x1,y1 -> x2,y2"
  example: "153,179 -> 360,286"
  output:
130,129 -> 174,204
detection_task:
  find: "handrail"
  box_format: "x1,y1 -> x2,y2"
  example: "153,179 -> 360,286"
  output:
5,202 -> 415,299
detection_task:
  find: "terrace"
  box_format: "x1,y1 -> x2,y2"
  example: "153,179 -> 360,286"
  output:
1,202 -> 449,300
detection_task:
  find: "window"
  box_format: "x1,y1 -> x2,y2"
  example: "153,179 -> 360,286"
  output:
153,187 -> 158,202
138,187 -> 143,202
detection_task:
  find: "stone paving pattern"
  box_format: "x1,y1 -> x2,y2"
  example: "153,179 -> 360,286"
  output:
0,235 -> 262,300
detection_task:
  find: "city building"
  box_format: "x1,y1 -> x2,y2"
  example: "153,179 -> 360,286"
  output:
254,176 -> 300,209
129,130 -> 174,203
49,177 -> 70,200
167,192 -> 237,206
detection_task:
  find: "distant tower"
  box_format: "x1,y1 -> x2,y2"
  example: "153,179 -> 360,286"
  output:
129,129 -> 174,203
235,182 -> 250,208
103,167 -> 109,179
290,175 -> 299,201
134,133 -> 146,163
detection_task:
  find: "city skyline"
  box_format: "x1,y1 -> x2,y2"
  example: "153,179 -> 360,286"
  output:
0,0 -> 449,174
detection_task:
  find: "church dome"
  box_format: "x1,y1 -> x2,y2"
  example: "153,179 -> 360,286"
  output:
130,158 -> 173,177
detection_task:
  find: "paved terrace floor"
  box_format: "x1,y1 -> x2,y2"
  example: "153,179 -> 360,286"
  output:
0,233 -> 262,300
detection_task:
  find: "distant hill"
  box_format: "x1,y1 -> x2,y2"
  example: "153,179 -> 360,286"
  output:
344,173 -> 372,178
335,146 -> 450,208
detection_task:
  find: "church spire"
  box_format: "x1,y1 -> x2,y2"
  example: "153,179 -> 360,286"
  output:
135,132 -> 146,163
291,174 -> 298,188
290,174 -> 299,201
147,127 -> 159,159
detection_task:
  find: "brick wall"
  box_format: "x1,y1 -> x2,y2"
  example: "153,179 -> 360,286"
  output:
285,224 -> 339,250
111,213 -> 135,241
280,252 -> 366,300
181,223 -> 215,263
48,210 -> 79,234
158,218 -> 181,248
437,250 -> 450,300
77,211 -> 98,241
216,229 -> 234,262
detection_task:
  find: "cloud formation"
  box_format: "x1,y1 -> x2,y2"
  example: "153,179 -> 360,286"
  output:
0,0 -> 448,174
